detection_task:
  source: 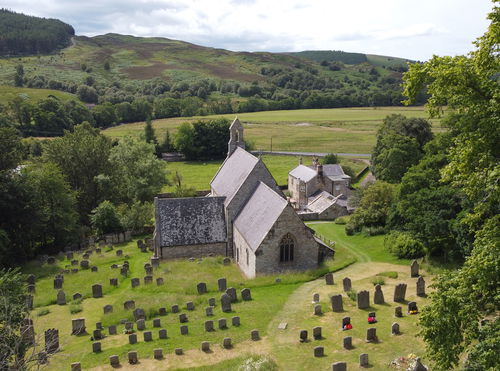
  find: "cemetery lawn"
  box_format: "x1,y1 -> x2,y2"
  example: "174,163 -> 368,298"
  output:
103,106 -> 443,154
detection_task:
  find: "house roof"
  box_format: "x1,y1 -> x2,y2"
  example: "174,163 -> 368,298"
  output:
155,196 -> 227,247
210,147 -> 259,204
318,164 -> 351,181
289,164 -> 318,182
234,182 -> 288,251
307,191 -> 339,213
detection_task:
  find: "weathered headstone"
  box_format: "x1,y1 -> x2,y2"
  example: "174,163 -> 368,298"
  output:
91,266 -> 98,272
124,300 -> 135,310
226,287 -> 237,302
223,257 -> 231,265
133,308 -> 145,321
103,305 -> 113,314
153,318 -> 161,328
71,362 -> 81,371
82,253 -> 89,260
241,288 -> 252,301
359,353 -> 369,367
299,330 -> 308,342
312,293 -> 320,303
28,284 -> 35,294
180,325 -> 188,335
223,337 -> 232,349
218,318 -> 227,329
393,283 -> 407,302
159,329 -> 167,339
325,272 -> 334,285
109,355 -> 119,367
151,256 -> 160,268
208,297 -> 216,307
128,333 -> 137,344
136,319 -> 146,331
416,276 -> 426,297
144,331 -> 152,341
80,260 -> 89,269
374,284 -> 385,304
156,277 -> 164,286
109,278 -> 118,286
145,266 -> 153,275
172,304 -> 179,313
332,362 -> 347,371
154,348 -> 163,359
201,341 -> 210,352
408,301 -> 418,313
232,316 -> 240,326
342,277 -> 351,292
93,329 -> 102,340
186,301 -> 195,311
411,260 -> 419,277
251,329 -> 260,341
27,274 -> 36,284
313,326 -> 322,340
44,328 -> 59,353
313,346 -> 324,357
92,342 -> 101,353
357,290 -> 369,309
57,290 -> 66,305
366,327 -> 377,342
343,336 -> 352,349
395,306 -> 403,317
131,278 -> 140,288
391,322 -> 400,335
205,306 -> 213,316
221,293 -> 232,312
218,278 -> 227,291
159,307 -> 167,316
71,318 -> 86,335
174,348 -> 183,355
144,275 -> 153,284
108,325 -> 117,335
179,313 -> 188,323
54,278 -> 63,289
92,284 -> 102,298
197,282 -> 207,294
330,294 -> 343,312
314,304 -> 322,316
205,320 -> 214,332
128,351 -> 138,364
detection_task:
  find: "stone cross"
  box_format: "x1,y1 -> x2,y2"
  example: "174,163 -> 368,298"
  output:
325,273 -> 334,285
374,284 -> 385,304
197,282 -> 207,294
92,284 -> 103,298
330,294 -> 343,312
416,276 -> 426,297
411,260 -> 419,277
357,290 -> 369,309
342,277 -> 351,292
221,293 -> 232,312
241,288 -> 252,301
393,283 -> 407,302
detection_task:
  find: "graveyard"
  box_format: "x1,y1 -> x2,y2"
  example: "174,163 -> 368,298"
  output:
23,223 -> 431,370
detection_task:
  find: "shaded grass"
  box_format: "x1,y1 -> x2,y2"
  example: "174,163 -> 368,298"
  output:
0,85 -> 77,105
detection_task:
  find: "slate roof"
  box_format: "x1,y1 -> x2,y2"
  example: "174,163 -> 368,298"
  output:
210,147 -> 259,204
155,197 -> 227,247
289,164 -> 318,182
307,191 -> 339,213
234,182 -> 288,251
312,164 -> 351,181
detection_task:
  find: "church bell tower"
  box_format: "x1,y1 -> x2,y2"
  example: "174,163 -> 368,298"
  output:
227,117 -> 245,157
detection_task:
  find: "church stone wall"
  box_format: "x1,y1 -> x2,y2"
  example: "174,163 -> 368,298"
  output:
160,242 -> 227,259
233,228 -> 256,278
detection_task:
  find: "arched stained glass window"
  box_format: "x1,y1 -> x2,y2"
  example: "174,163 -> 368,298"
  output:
279,233 -> 295,262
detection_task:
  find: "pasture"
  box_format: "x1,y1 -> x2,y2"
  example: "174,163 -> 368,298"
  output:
0,85 -> 77,105
103,106 -> 442,154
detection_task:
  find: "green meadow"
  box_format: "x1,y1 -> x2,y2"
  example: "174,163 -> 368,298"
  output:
0,85 -> 77,105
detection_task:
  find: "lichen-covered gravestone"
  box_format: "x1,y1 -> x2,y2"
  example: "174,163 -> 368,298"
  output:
197,282 -> 207,294
226,287 -> 237,302
57,290 -> 66,305
357,290 -> 369,309
411,260 -> 419,277
92,284 -> 102,298
241,288 -> 252,301
393,283 -> 407,302
72,318 -> 86,335
342,277 -> 351,292
218,278 -> 227,291
416,276 -> 426,297
330,294 -> 343,312
44,328 -> 59,353
221,293 -> 232,312
374,284 -> 385,304
325,272 -> 334,285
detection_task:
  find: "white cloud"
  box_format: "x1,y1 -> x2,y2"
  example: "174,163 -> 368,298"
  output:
2,0 -> 494,60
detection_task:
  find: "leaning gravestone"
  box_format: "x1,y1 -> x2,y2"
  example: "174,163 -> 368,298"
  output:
44,329 -> 59,353
394,283 -> 407,302
71,318 -> 86,335
197,282 -> 207,294
331,294 -> 343,312
325,272 -> 334,285
342,277 -> 351,292
92,284 -> 103,298
218,278 -> 227,291
124,300 -> 135,310
221,293 -> 232,312
411,260 -> 419,277
374,284 -> 385,304
366,327 -> 377,342
226,287 -> 237,302
357,290 -> 369,309
57,290 -> 66,305
133,308 -> 146,321
416,276 -> 426,297
241,288 -> 252,301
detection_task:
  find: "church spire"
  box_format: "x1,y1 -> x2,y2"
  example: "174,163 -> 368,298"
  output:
228,117 -> 245,157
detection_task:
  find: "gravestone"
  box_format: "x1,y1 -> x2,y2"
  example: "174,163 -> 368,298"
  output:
172,304 -> 179,313
38,351 -> 47,365
159,329 -> 167,339
133,308 -> 145,320
153,318 -> 161,328
411,260 -> 419,277
91,266 -> 98,272
125,322 -> 134,331
332,362 -> 347,371
313,326 -> 322,340
44,329 -> 59,353
312,293 -> 320,303
342,317 -> 351,328
156,277 -> 164,286
96,322 -> 103,330
28,285 -> 35,294
208,297 -> 216,307
343,336 -> 352,349
151,256 -> 160,268
82,253 -> 89,260
108,325 -> 117,335
80,260 -> 89,269
241,288 -> 252,301
314,304 -> 322,315
331,294 -> 343,312
136,319 -> 145,331
103,305 -> 113,314
299,330 -> 308,342
93,329 -> 102,340
197,282 -> 207,294
57,290 -> 66,305
131,278 -> 140,288
313,346 -> 324,357
159,307 -> 167,316
205,306 -> 213,316
374,284 -> 385,304
221,293 -> 232,312
325,272 -> 334,285
128,334 -> 137,344
109,278 -> 118,286
395,306 -> 403,317
232,316 -> 240,326
205,320 -> 214,332
128,351 -> 138,364
154,348 -> 163,359
27,274 -> 36,284
71,362 -> 81,371
145,266 -> 153,275
92,284 -> 102,298
21,319 -> 35,345
71,318 -> 86,335
408,301 -> 418,313
360,353 -> 369,367
26,295 -> 33,310
226,287 -> 237,302
342,277 -> 352,292
366,327 -> 377,342
137,240 -> 143,249
116,250 -> 122,257
218,278 -> 227,291
186,301 -> 195,311
144,331 -> 152,341
175,348 -> 183,355
54,278 -> 63,289
111,264 -> 118,269
393,283 -> 407,302
144,275 -> 153,284
251,329 -> 260,340
179,313 -> 188,323
223,337 -> 232,349
392,322 -> 400,335
218,318 -> 227,329
411,357 -> 428,371
71,259 -> 78,266
109,355 -> 119,367
180,325 -> 188,335
92,342 -> 101,353
95,248 -> 101,254
124,300 -> 135,310
357,290 -> 369,309
120,267 -> 128,276
201,341 -> 210,352
223,257 -> 231,265
416,276 -> 426,297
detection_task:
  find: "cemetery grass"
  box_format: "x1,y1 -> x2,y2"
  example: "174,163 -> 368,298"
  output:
103,106 -> 444,154
26,236 -> 354,370
162,155 -> 367,192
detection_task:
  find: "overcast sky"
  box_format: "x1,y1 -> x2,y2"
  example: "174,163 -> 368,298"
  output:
4,0 -> 494,60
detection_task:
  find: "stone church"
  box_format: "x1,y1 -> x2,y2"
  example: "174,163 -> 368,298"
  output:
154,118 -> 331,277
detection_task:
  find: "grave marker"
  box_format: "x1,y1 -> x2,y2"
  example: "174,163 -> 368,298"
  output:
342,277 -> 351,292
357,290 -> 369,309
330,294 -> 343,312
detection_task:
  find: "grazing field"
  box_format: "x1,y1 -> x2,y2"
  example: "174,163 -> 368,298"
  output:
103,106 -> 442,154
25,224 -> 431,370
163,155 -> 367,192
0,85 -> 77,104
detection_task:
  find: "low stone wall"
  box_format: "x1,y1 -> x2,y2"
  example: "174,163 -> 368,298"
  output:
298,212 -> 320,221
160,242 -> 227,259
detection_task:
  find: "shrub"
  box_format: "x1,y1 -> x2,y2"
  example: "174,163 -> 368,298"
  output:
323,153 -> 338,164
377,271 -> 398,279
37,308 -> 50,316
385,231 -> 425,259
363,226 -> 386,236
70,303 -> 82,314
371,276 -> 385,286
334,216 -> 348,225
346,289 -> 357,301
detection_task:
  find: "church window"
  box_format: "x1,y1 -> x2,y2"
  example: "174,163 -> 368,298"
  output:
246,248 -> 249,266
279,233 -> 295,262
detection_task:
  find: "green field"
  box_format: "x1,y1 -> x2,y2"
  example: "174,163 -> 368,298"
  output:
104,106 -> 441,154
0,85 -> 77,105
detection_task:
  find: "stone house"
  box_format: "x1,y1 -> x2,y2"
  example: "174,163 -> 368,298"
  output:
154,118 -> 332,277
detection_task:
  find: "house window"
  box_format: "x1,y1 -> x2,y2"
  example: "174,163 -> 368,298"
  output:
279,233 -> 295,262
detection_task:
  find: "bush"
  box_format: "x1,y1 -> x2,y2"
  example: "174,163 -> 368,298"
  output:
371,276 -> 385,286
385,231 -> 425,259
70,303 -> 82,314
37,308 -> 50,316
323,153 -> 338,164
334,216 -> 348,225
345,223 -> 356,236
346,289 -> 357,301
377,271 -> 398,279
363,226 -> 386,236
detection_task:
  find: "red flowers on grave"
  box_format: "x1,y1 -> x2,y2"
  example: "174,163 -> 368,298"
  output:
343,323 -> 352,330
368,316 -> 377,324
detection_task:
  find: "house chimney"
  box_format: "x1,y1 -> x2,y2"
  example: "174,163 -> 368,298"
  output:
317,163 -> 323,177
